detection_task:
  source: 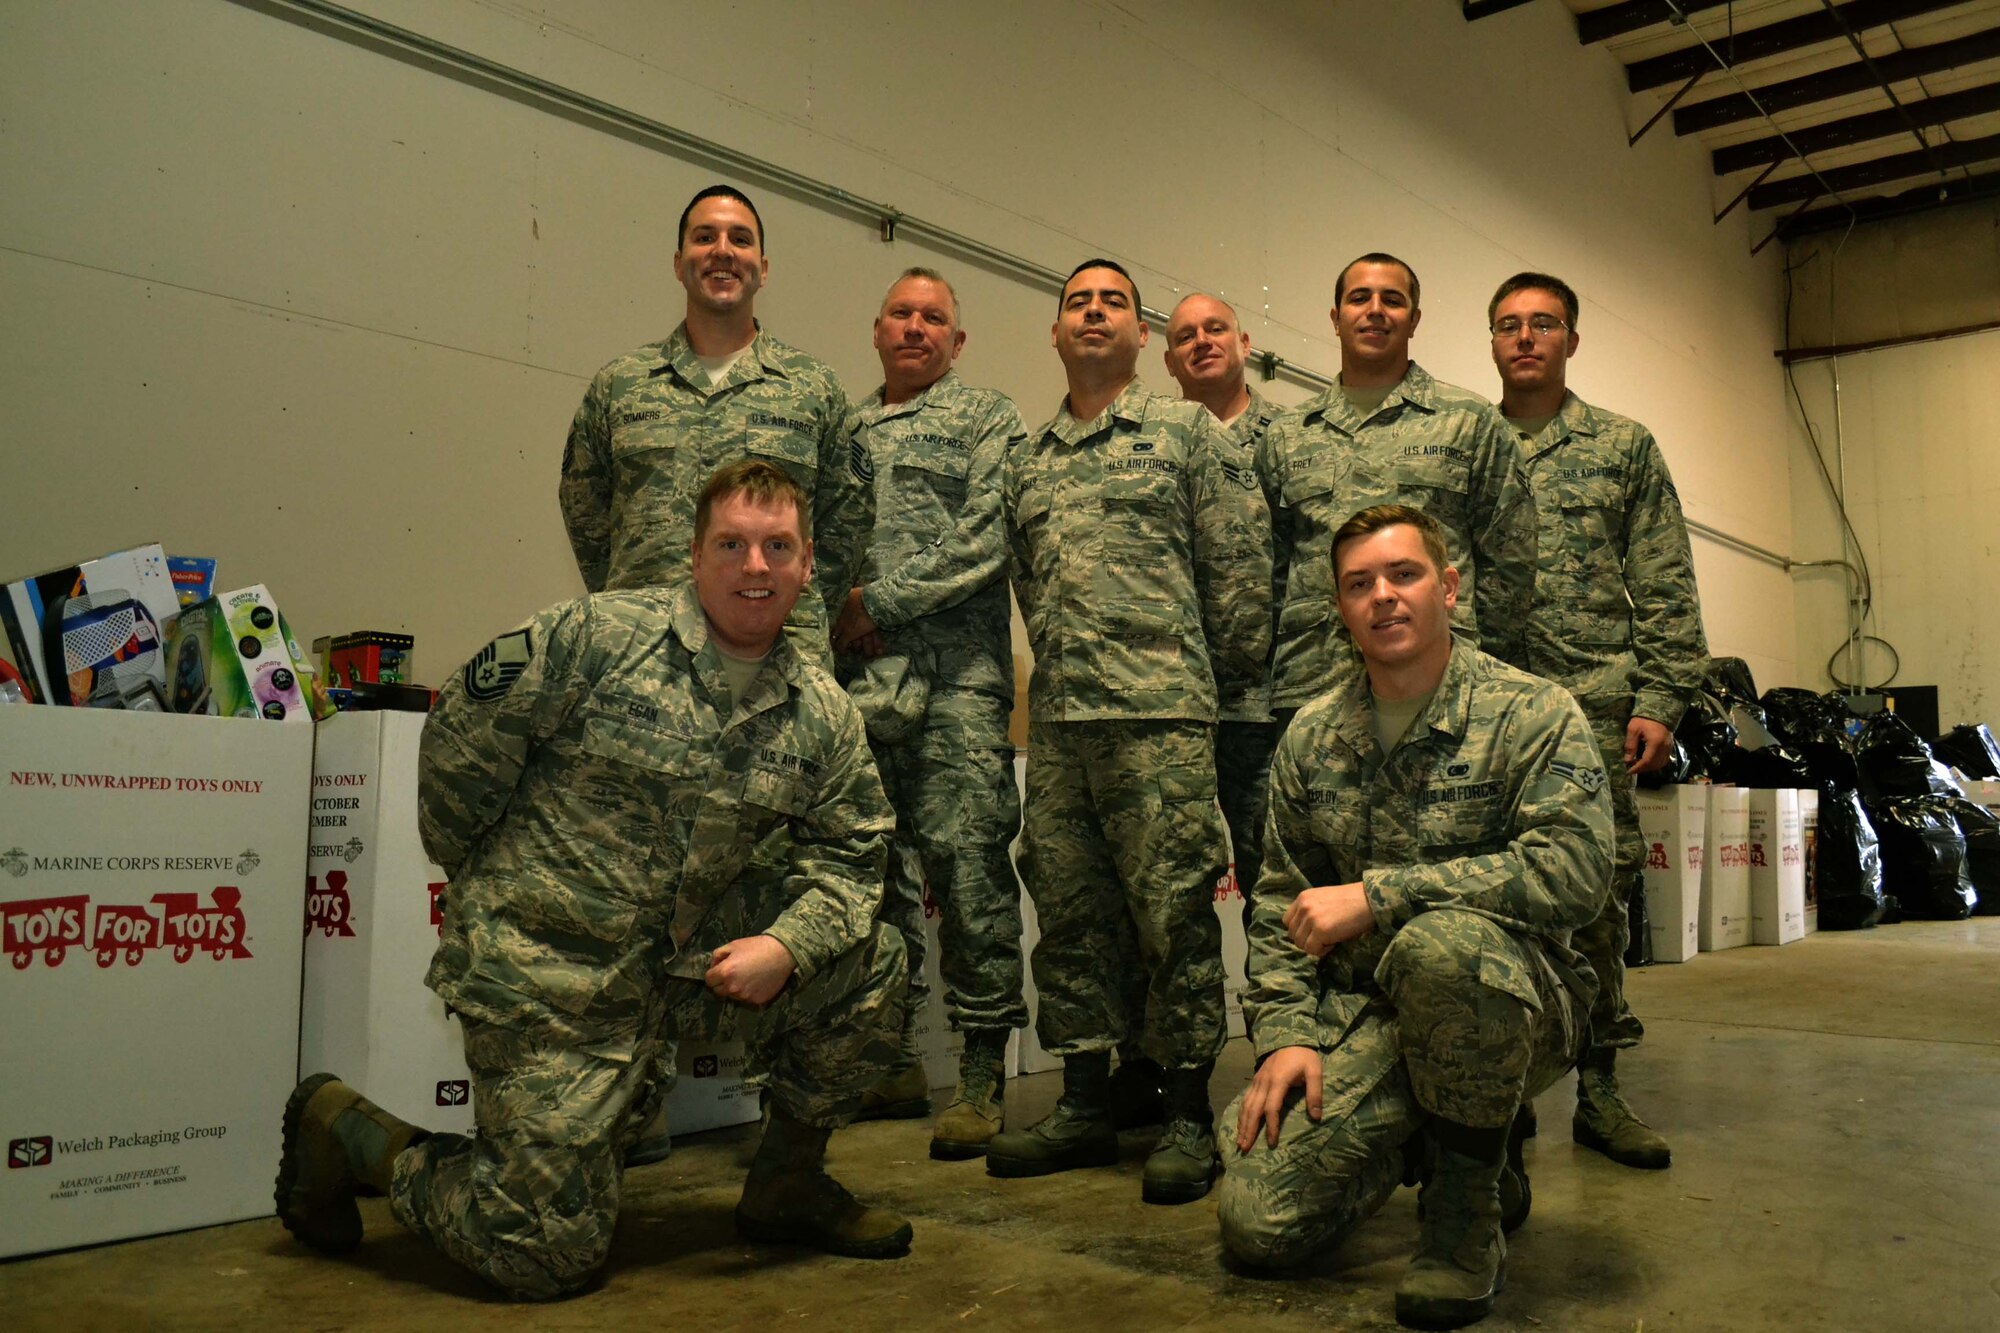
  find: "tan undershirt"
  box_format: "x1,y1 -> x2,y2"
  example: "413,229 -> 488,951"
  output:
1505,412 -> 1558,442
717,647 -> 768,711
698,346 -> 752,388
1343,383 -> 1395,418
1373,686 -> 1437,755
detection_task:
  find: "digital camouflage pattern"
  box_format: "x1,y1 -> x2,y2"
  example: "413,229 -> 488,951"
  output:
1515,392 -> 1708,729
1215,387 -> 1285,908
1219,640 -> 1611,1262
1514,392 -> 1706,1052
1006,378 -> 1273,724
391,924 -> 907,1300
1018,718 -> 1229,1068
417,583 -> 894,1042
843,372 -> 1026,1036
1254,362 -> 1537,710
559,325 -> 871,650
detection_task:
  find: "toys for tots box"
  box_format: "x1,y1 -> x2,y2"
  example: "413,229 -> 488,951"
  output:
1636,785 -> 1706,963
1701,785 -> 1753,952
298,712 -> 473,1134
0,707 -> 310,1259
1748,789 -> 1807,946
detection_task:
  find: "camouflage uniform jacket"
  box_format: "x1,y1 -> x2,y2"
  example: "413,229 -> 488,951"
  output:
1518,392 -> 1707,730
1242,640 -> 1613,1058
559,324 -> 872,638
416,584 -> 892,1039
1254,362 -> 1536,709
1220,388 -> 1284,724
1006,378 -> 1272,723
849,372 -> 1024,698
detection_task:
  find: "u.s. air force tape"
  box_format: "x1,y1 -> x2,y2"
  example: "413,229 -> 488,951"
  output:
464,628 -> 533,701
1550,759 -> 1607,794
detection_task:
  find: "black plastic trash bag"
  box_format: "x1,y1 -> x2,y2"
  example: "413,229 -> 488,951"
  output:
1760,688 -> 1859,790
1637,739 -> 1694,789
1624,878 -> 1653,967
1674,694 -> 1738,781
1942,796 -> 2000,916
1871,795 -> 1976,920
1714,700 -> 1815,787
1932,724 -> 2000,780
1815,788 -> 1886,930
1853,712 -> 1960,804
1704,657 -> 1759,707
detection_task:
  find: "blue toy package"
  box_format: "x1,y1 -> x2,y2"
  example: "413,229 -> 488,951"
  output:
166,556 -> 217,609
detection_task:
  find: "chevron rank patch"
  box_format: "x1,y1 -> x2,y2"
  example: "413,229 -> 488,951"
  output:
1550,759 -> 1607,794
849,436 -> 875,483
464,628 -> 533,701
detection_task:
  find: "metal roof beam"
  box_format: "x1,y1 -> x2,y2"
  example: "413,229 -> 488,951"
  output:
1713,82 -> 2000,171
1579,0 -> 1731,45
1628,0 -> 1961,92
1748,129 -> 2000,206
1675,26 -> 2000,133
1779,169 -> 2000,235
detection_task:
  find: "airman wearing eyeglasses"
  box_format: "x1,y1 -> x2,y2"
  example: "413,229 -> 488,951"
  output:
1488,271 -> 1709,1176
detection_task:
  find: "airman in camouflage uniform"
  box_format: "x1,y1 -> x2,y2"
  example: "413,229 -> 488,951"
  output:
830,268 -> 1028,1158
1491,272 -> 1708,1172
1256,255 -> 1536,718
1218,506 -> 1610,1330
559,185 -> 872,662
276,463 -> 912,1300
987,261 -> 1271,1205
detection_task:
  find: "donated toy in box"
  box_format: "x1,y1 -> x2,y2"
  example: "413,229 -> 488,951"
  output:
331,632 -> 415,688
0,704 -> 312,1258
167,586 -> 329,722
298,711 -> 473,1133
1,544 -> 183,709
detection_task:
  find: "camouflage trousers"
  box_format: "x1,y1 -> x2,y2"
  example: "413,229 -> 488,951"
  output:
1569,698 -> 1647,1051
1217,719 -> 1279,914
1019,718 -> 1228,1070
873,688 -> 1027,1044
388,924 -> 907,1301
1216,911 -> 1584,1269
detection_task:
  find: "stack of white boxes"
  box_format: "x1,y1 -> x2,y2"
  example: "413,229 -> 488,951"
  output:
0,707 -> 312,1258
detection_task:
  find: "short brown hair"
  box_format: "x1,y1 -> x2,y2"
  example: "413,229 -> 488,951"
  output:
694,460 -> 810,543
1336,253 -> 1420,308
1488,271 -> 1579,329
1332,504 -> 1449,580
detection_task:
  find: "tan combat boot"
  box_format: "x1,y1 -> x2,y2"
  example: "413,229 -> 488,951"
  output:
736,1109 -> 913,1258
929,1029 -> 1009,1161
275,1073 -> 426,1254
855,1063 -> 934,1122
1573,1050 -> 1671,1170
1396,1119 -> 1508,1330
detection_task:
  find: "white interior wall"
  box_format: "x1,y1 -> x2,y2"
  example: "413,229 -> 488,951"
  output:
1785,198 -> 2000,727
1,0 -> 1800,690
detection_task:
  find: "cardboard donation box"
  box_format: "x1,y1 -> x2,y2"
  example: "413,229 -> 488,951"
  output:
1636,785 -> 1707,962
1748,790 -> 1807,946
0,707 -> 311,1259
298,712 -> 473,1133
1800,789 -> 1821,934
1700,785 -> 1752,952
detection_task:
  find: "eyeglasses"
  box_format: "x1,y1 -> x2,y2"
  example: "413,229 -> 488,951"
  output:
1490,316 -> 1570,340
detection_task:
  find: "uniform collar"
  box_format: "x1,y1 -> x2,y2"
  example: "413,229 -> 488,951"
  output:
1049,376 -> 1152,445
1521,390 -> 1601,456
656,322 -> 787,392
667,583 -> 804,718
1327,635 -> 1478,755
1305,361 -> 1437,432
860,370 -> 957,425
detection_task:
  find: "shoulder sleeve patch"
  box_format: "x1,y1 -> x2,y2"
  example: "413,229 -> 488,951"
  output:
463,628 -> 533,701
1549,759 -> 1607,795
848,435 -> 875,483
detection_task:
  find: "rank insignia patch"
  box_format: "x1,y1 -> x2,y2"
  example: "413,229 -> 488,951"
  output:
465,629 -> 533,701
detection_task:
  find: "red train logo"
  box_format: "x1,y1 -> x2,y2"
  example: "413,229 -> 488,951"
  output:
305,871 -> 357,939
3,888 -> 250,970
428,881 -> 447,936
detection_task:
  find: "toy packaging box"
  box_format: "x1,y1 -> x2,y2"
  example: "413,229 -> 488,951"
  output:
166,586 -> 327,722
1636,785 -> 1707,962
1,544 -> 182,709
1700,785 -> 1753,952
1748,789 -> 1807,946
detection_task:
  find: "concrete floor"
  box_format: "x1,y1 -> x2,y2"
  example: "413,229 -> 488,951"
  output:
7,919 -> 1999,1332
